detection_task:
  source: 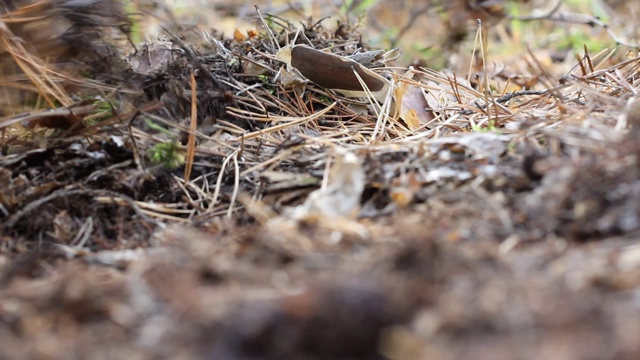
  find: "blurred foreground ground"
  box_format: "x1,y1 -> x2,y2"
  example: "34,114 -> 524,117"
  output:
2,0 -> 640,359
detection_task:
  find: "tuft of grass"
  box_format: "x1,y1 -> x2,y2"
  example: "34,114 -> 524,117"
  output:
556,31 -> 612,53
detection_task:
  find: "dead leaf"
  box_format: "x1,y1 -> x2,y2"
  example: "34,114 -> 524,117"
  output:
234,28 -> 246,42
127,40 -> 173,76
247,29 -> 259,39
396,71 -> 434,130
291,148 -> 365,219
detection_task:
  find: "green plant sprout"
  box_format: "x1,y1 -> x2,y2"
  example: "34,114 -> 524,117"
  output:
144,118 -> 172,135
471,120 -> 499,133
147,139 -> 185,169
143,118 -> 184,169
82,99 -> 115,125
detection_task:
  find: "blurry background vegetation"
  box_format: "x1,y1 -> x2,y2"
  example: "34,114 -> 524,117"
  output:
134,0 -> 640,71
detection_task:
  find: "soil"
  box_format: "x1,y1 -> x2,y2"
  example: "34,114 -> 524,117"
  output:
2,1 -> 640,359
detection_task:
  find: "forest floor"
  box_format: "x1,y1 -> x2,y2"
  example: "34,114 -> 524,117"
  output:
2,0 -> 640,359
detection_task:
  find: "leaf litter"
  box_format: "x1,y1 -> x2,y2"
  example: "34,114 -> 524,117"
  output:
2,0 -> 640,359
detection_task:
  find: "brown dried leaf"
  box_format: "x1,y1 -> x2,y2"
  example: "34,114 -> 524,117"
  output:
396,74 -> 434,130
233,28 -> 246,42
